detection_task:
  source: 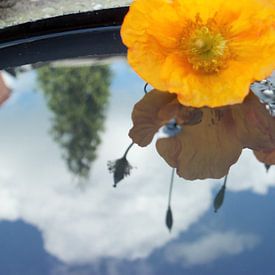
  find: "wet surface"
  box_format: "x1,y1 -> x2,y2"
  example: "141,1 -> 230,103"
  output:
0,57 -> 275,274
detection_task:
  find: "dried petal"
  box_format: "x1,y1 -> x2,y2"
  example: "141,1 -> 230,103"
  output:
157,108 -> 242,180
129,90 -> 275,181
130,90 -> 203,147
254,149 -> 275,165
232,94 -> 275,151
129,90 -> 176,147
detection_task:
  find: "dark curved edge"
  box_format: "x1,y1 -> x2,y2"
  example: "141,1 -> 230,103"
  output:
0,7 -> 129,69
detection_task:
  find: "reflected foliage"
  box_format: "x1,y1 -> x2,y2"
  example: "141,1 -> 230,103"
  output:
38,65 -> 111,178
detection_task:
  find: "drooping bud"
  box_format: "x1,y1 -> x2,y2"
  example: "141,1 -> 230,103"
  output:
214,175 -> 228,213
165,206 -> 173,232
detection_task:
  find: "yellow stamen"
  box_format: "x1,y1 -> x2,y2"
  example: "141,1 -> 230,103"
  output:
181,17 -> 231,74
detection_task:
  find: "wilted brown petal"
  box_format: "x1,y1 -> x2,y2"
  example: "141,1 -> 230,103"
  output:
158,99 -> 203,125
129,90 -> 275,181
129,90 -> 203,147
156,108 -> 242,180
232,94 -> 275,151
129,90 -> 176,147
254,149 -> 275,165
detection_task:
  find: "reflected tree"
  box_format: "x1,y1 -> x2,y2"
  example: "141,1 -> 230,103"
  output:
37,65 -> 111,178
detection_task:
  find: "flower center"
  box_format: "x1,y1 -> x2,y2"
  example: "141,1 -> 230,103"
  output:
181,17 -> 231,74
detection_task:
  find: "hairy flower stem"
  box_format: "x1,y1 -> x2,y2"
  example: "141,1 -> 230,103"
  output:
144,83 -> 149,94
223,174 -> 228,186
168,168 -> 175,207
166,168 -> 175,232
123,142 -> 135,158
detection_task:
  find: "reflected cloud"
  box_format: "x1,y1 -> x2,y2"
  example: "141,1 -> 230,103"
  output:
165,231 -> 259,266
228,149 -> 275,195
0,60 -> 273,266
0,66 -> 213,263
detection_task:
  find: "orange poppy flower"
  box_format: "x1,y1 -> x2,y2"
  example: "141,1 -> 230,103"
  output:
121,0 -> 275,107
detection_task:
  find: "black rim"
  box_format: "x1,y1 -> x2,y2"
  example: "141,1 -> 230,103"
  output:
0,7 -> 129,69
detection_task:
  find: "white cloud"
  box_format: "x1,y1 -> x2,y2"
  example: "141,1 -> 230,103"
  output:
165,231 -> 259,266
227,149 -> 275,194
0,63 -> 213,264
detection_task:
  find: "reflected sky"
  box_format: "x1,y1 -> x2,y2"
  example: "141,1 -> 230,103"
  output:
0,59 -> 275,274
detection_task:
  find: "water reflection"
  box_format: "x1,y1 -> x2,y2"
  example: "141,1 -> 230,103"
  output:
165,231 -> 259,266
0,60 -> 274,274
37,65 -> 111,179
